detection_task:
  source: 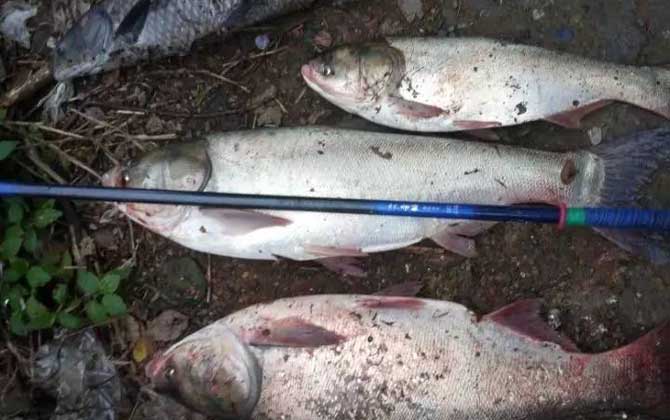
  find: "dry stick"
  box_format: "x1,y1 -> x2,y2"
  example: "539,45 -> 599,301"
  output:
0,66 -> 53,108
89,102 -> 244,119
38,140 -> 102,181
24,139 -> 68,184
69,108 -> 146,157
192,69 -> 251,93
207,254 -> 212,304
5,121 -> 86,140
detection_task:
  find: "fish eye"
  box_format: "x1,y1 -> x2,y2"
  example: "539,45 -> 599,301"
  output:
167,368 -> 176,378
321,64 -> 334,77
121,171 -> 131,187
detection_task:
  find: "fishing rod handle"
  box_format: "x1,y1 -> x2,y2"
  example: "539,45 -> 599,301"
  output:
568,208 -> 670,230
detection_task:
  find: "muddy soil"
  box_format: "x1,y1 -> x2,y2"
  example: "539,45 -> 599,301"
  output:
4,0 -> 670,419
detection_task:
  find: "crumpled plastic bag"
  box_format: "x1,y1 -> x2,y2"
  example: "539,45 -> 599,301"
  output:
33,330 -> 122,420
0,1 -> 38,49
39,80 -> 74,123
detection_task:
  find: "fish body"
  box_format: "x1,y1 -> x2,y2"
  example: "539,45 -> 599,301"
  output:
102,127 -> 670,267
302,38 -> 670,132
53,0 -> 325,80
146,295 -> 670,419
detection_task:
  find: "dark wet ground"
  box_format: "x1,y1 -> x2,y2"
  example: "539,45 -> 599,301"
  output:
6,0 -> 670,419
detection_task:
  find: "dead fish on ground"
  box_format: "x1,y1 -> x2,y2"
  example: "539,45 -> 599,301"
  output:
302,37 -> 670,132
52,0 -> 349,81
102,127 -> 670,275
145,295 -> 670,419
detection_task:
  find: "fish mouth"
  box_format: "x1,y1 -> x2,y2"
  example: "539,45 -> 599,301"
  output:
102,166 -> 123,188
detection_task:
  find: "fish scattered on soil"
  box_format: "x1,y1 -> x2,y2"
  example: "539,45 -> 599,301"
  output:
102,127 -> 670,274
146,295 -> 670,419
302,37 -> 670,132
52,0 -> 350,81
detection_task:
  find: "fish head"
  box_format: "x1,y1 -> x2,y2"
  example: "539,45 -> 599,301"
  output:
146,323 -> 262,419
301,43 -> 404,109
102,142 -> 211,232
52,6 -> 116,81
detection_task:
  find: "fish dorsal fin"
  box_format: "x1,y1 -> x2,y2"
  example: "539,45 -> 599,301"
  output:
243,317 -> 346,348
482,299 -> 580,352
115,0 -> 152,44
199,209 -> 291,236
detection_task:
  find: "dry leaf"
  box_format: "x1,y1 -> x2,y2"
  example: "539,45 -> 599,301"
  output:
147,310 -> 189,342
133,336 -> 154,364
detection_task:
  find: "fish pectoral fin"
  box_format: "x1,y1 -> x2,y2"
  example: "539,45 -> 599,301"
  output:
374,281 -> 423,297
304,245 -> 368,258
242,317 -> 347,348
482,299 -> 580,352
115,0 -> 152,44
430,231 -> 477,258
387,96 -> 446,119
199,208 -> 291,236
544,100 -> 613,129
452,120 -> 503,130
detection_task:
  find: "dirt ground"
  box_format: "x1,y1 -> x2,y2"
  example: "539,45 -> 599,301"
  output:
4,0 -> 670,419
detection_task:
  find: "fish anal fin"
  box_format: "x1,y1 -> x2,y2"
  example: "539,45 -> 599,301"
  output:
305,245 -> 368,258
464,128 -> 501,142
431,231 -> 477,258
244,317 -> 346,348
544,100 -> 613,129
387,96 -> 446,119
453,120 -> 503,130
115,0 -> 152,43
483,299 -> 580,352
199,208 -> 291,236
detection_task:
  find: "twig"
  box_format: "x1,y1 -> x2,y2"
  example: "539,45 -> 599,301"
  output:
69,225 -> 84,267
5,121 -> 86,140
0,66 -> 53,108
40,140 -> 102,181
294,87 -> 307,105
69,108 -> 144,156
274,98 -> 288,114
89,102 -> 245,119
24,139 -> 67,184
127,216 -> 137,263
192,70 -> 250,93
133,133 -> 178,141
207,254 -> 212,304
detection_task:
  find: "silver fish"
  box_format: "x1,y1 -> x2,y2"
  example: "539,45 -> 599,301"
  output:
102,127 -> 670,273
301,38 -> 670,132
52,0 -> 336,81
146,295 -> 670,419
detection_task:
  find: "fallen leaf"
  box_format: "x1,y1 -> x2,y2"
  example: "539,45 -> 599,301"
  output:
147,310 -> 189,342
133,336 -> 154,364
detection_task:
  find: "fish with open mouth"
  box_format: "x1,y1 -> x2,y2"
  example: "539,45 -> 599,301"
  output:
301,38 -> 670,132
52,0 -> 347,81
102,127 -> 670,275
145,294 -> 670,419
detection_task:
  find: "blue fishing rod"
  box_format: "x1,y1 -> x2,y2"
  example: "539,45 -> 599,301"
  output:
1,181 -> 670,230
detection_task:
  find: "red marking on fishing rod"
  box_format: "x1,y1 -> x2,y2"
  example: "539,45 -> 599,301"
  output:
557,203 -> 568,231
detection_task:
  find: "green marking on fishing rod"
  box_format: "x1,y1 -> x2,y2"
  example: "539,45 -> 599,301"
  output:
566,208 -> 587,226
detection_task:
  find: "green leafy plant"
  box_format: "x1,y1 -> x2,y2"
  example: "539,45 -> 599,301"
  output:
0,140 -> 130,335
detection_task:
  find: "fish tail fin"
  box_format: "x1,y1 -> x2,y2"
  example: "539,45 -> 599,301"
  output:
608,322 -> 670,418
593,128 -> 670,264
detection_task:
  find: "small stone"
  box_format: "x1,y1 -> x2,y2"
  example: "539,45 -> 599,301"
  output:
147,310 -> 189,342
256,104 -> 283,127
397,0 -> 423,22
250,85 -> 277,108
588,126 -> 603,145
145,115 -> 164,134
93,227 -> 117,251
547,308 -> 562,330
255,33 -> 271,50
532,9 -> 545,21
